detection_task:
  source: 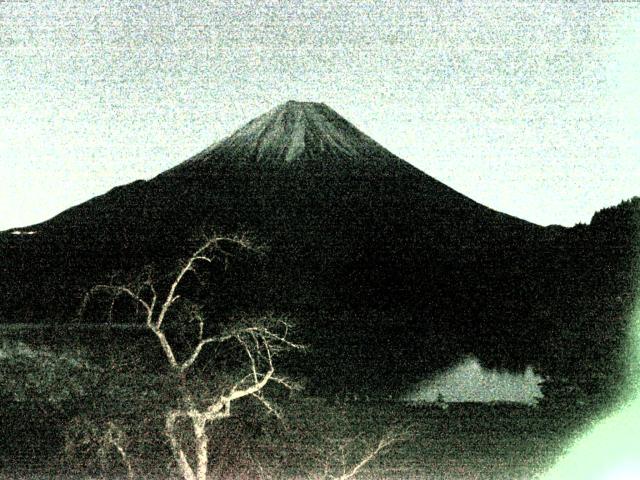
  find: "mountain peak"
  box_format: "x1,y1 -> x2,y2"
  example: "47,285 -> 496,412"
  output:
281,99 -> 328,111
179,101 -> 410,173
217,100 -> 361,164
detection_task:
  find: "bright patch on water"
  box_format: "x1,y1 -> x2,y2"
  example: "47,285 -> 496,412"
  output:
403,356 -> 544,405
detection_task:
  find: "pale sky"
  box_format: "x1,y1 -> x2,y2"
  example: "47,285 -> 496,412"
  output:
1,1 -> 639,230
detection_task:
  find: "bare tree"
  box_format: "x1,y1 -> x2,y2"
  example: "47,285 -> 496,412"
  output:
314,432 -> 406,480
97,421 -> 135,480
81,234 -> 304,480
332,434 -> 400,480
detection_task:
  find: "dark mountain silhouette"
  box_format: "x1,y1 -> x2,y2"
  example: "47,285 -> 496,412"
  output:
1,101 -> 638,398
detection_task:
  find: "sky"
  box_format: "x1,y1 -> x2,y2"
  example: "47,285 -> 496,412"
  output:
1,0 -> 639,230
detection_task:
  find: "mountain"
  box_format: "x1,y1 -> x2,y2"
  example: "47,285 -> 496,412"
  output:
1,101 -> 637,398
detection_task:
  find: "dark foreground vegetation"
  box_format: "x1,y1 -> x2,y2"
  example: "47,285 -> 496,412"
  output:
0,325 -> 613,480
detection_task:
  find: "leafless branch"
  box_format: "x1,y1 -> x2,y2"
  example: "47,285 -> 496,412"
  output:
80,284 -> 153,319
270,375 -> 302,391
251,392 -> 283,420
100,422 -> 135,480
237,335 -> 259,383
324,432 -> 406,480
179,337 -> 217,373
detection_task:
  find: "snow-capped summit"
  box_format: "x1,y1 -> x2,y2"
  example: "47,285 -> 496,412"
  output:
175,101 -> 411,174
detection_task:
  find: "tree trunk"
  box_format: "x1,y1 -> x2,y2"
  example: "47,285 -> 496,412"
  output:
193,415 -> 209,480
166,411 -> 198,480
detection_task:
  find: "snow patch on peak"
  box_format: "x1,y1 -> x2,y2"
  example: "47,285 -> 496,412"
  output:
283,106 -> 307,163
282,100 -> 326,110
176,100 -> 411,173
211,101 -> 310,164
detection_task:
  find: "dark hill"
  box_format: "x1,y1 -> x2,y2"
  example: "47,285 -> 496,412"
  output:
1,102 -> 637,398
